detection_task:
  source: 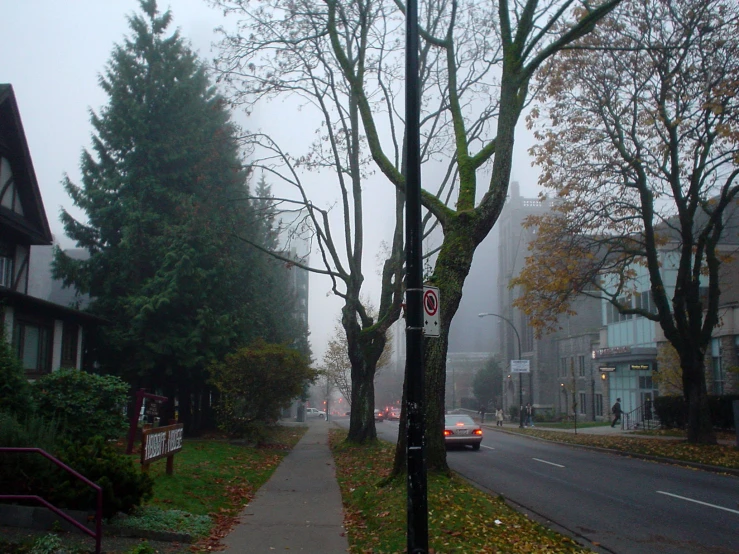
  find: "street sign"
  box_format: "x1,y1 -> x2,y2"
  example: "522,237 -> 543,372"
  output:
422,285 -> 440,337
511,359 -> 530,373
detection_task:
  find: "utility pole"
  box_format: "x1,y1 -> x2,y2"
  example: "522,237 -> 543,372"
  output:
405,1 -> 428,552
478,313 -> 524,428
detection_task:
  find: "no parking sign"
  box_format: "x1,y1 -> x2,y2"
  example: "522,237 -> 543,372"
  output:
423,285 -> 440,337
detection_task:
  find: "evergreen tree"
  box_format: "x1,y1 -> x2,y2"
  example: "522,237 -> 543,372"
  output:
55,0 -> 305,430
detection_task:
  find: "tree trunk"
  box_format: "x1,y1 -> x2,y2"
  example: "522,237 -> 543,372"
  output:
392,224 -> 480,475
682,354 -> 716,444
347,358 -> 377,443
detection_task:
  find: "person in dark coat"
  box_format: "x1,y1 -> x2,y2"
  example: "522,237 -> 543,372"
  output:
611,398 -> 623,428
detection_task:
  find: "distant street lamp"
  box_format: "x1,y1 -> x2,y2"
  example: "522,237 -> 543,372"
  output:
478,312 -> 524,428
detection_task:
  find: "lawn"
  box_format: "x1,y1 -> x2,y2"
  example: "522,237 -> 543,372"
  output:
505,427 -> 739,469
0,425 -> 307,553
534,421 -> 611,430
330,429 -> 591,554
122,425 -> 307,550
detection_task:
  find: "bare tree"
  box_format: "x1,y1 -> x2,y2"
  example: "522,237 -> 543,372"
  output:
212,0 -> 410,442
325,0 -> 622,473
513,0 -> 739,444
323,319 -> 394,404
213,0 -> 621,470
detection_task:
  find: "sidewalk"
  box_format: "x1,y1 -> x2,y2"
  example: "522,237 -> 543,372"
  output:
223,419 -> 349,553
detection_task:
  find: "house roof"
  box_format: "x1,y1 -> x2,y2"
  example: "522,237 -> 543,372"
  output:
0,84 -> 53,245
0,286 -> 107,325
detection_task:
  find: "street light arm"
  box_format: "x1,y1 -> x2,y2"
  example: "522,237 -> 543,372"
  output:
478,312 -> 522,359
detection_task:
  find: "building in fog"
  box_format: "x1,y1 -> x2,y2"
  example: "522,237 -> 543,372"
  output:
496,182 -> 606,420
497,182 -> 739,424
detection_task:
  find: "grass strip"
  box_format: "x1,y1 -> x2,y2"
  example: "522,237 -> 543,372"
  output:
504,428 -> 739,469
330,429 -> 590,554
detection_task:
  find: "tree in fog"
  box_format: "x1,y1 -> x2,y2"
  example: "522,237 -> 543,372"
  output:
322,320 -> 393,406
213,0 -> 404,443
513,0 -> 739,444
472,357 -> 503,412
54,0 -> 305,431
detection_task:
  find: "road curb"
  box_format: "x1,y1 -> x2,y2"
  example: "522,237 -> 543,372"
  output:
487,426 -> 739,477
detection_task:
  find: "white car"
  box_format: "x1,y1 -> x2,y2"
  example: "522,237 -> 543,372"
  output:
305,407 -> 326,419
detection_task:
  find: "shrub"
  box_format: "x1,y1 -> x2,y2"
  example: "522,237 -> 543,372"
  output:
708,395 -> 739,430
31,369 -> 129,441
51,436 -> 153,519
210,339 -> 316,436
0,337 -> 34,416
654,396 -> 686,428
653,395 -> 738,430
0,411 -> 62,496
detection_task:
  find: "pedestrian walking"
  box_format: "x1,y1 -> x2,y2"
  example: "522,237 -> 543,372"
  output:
479,405 -> 486,423
495,408 -> 504,427
524,402 -> 534,427
611,398 -> 623,428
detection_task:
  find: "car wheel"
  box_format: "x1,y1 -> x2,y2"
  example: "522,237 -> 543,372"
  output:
472,443 -> 481,451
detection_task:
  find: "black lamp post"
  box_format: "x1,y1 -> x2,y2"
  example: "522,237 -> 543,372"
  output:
479,312 -> 524,428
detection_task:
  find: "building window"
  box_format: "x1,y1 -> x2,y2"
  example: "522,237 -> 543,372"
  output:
579,392 -> 587,414
13,320 -> 52,375
578,355 -> 586,377
61,322 -> 79,369
559,357 -> 567,377
712,338 -> 724,395
0,239 -> 12,288
595,394 -> 603,416
638,375 -> 653,389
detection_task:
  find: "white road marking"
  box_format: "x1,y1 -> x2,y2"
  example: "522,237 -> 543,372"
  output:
481,445 -> 495,450
657,491 -> 739,515
532,458 -> 565,468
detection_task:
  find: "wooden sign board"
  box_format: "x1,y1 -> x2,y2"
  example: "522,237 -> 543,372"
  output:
141,423 -> 184,474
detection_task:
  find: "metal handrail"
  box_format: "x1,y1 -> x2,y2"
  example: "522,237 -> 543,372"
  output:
0,447 -> 102,554
622,403 -> 660,431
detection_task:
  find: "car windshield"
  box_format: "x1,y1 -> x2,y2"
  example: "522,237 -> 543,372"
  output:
445,415 -> 475,426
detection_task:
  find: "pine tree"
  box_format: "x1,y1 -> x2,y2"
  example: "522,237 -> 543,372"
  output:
55,0 -> 305,430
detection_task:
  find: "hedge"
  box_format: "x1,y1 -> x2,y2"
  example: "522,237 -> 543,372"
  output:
654,395 -> 738,430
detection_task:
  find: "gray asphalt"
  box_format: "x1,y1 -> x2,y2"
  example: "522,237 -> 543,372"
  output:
365,418 -> 739,554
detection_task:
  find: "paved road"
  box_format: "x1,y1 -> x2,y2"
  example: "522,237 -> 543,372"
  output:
337,418 -> 739,554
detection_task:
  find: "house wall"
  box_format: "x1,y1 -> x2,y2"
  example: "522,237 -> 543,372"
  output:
2,305 -> 13,341
51,319 -> 63,371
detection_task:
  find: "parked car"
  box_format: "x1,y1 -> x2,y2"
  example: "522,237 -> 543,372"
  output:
387,409 -> 400,420
305,407 -> 326,420
443,414 -> 483,450
374,409 -> 385,422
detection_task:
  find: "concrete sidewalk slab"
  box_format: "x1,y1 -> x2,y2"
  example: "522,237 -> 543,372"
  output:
223,420 -> 349,553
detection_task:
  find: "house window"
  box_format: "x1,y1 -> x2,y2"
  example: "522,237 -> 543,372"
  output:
13,320 -> 53,375
712,338 -> 724,395
61,322 -> 79,369
578,355 -> 586,377
579,392 -> 587,414
0,239 -> 12,288
595,394 -> 603,416
0,255 -> 11,288
559,357 -> 567,377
